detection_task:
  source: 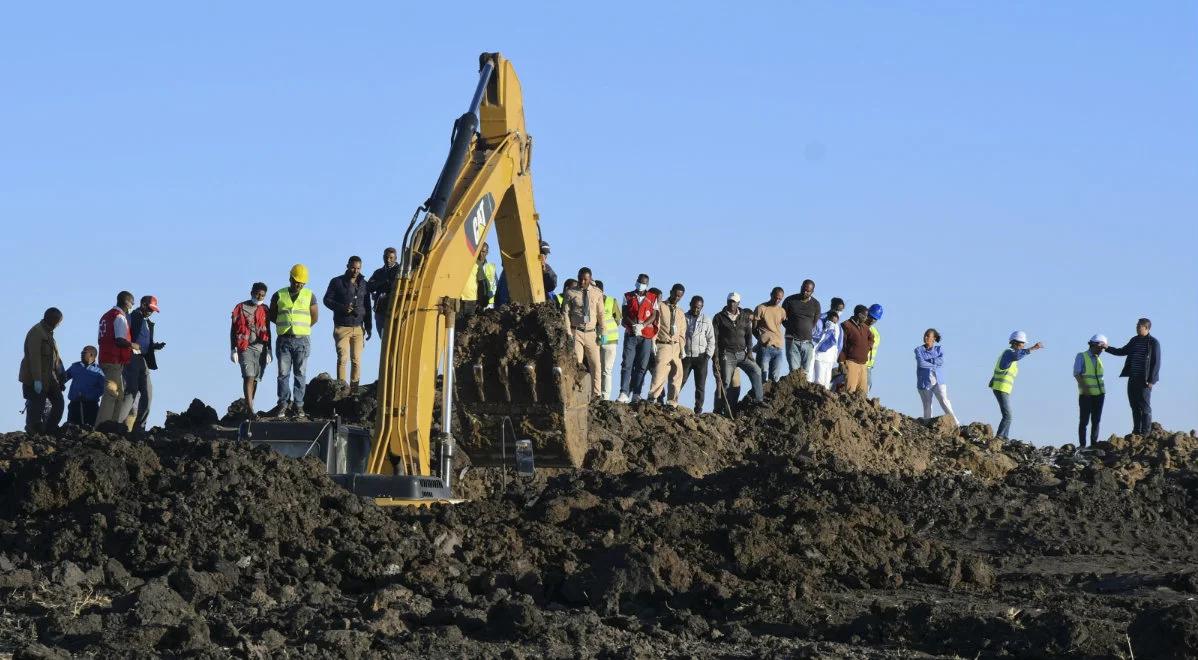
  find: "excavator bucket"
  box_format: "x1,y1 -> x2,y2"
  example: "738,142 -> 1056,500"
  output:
452,303 -> 591,468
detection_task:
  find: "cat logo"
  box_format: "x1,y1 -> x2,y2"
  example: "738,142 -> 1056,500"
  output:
463,193 -> 495,255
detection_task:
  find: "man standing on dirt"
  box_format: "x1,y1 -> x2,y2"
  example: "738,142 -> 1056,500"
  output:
649,284 -> 686,407
323,256 -> 372,390
270,264 -> 319,419
63,345 -> 104,426
989,330 -> 1044,439
1074,334 -> 1108,447
594,280 -> 621,399
460,243 -> 497,324
838,305 -> 874,395
20,307 -> 64,433
96,291 -> 136,428
368,247 -> 399,344
681,295 -> 715,413
120,295 -> 165,432
782,279 -> 820,380
562,267 -> 606,398
713,292 -> 763,410
753,287 -> 787,382
231,283 -> 272,417
617,274 -> 658,403
865,303 -> 883,392
1103,318 -> 1161,436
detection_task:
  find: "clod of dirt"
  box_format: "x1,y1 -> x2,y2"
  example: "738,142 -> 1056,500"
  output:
164,399 -> 218,431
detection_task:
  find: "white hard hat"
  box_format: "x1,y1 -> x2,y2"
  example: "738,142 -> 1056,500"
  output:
1009,330 -> 1028,343
1089,334 -> 1108,345
727,292 -> 741,303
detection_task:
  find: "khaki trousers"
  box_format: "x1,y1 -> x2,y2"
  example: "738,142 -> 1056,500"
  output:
95,362 -> 126,427
334,326 -> 365,384
649,342 -> 683,403
573,328 -> 602,397
844,360 -> 868,394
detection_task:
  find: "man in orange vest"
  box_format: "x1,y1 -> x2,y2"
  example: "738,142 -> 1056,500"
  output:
617,273 -> 659,403
230,282 -> 273,417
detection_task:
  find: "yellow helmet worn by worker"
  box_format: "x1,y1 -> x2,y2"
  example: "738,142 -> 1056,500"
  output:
290,264 -> 309,284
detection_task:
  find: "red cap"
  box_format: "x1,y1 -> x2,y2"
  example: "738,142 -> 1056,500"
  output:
145,296 -> 160,312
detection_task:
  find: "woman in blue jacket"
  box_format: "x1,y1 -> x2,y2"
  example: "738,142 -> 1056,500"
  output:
915,328 -> 958,424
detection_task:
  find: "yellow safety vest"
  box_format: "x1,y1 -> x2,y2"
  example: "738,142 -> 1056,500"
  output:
866,325 -> 880,368
275,287 -> 313,336
601,296 -> 620,345
1077,351 -> 1105,396
460,262 -> 496,303
989,350 -> 1018,393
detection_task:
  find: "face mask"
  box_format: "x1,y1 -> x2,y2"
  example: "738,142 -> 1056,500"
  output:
636,283 -> 648,293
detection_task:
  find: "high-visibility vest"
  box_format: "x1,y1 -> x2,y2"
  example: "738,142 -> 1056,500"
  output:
1077,351 -> 1105,396
989,350 -> 1019,393
601,296 -> 620,345
275,287 -> 313,336
866,326 -> 880,368
461,262 -> 497,303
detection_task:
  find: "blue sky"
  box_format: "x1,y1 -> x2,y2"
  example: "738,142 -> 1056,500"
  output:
2,2 -> 1195,443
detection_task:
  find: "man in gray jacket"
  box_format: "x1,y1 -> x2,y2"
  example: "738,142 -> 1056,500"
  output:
680,295 -> 716,413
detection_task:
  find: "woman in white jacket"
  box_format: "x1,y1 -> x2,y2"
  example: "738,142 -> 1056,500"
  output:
811,310 -> 842,389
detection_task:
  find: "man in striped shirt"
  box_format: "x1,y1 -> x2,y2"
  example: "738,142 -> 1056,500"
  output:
1103,318 -> 1162,436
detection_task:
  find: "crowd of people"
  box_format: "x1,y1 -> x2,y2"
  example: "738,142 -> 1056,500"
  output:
17,243 -> 1163,448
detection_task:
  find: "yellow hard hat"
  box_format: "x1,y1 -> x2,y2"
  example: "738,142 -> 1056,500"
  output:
290,263 -> 309,284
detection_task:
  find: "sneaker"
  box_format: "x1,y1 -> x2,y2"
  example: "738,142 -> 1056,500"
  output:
291,402 -> 307,420
616,393 -> 630,403
630,394 -> 641,403
667,401 -> 678,408
265,403 -> 287,418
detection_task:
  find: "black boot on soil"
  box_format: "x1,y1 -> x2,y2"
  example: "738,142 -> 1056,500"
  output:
292,402 -> 307,420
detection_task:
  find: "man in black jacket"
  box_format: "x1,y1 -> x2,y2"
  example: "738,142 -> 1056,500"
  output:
122,295 -> 165,432
367,247 -> 399,344
1104,317 -> 1162,435
323,256 -> 372,389
712,292 -> 763,412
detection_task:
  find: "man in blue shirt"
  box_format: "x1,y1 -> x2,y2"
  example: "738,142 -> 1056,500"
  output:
1104,318 -> 1162,435
63,345 -> 105,426
988,330 -> 1044,439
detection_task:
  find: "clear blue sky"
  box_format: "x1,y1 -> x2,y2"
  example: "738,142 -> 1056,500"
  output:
2,2 -> 1195,443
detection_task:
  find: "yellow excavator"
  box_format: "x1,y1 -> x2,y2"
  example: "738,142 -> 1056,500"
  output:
333,52 -> 589,504
238,53 -> 587,501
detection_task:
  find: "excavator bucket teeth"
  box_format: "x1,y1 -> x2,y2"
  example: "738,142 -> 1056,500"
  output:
453,303 -> 590,468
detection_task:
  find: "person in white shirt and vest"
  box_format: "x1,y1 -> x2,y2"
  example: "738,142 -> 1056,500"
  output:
1074,334 -> 1108,448
594,280 -> 621,400
269,264 -> 319,419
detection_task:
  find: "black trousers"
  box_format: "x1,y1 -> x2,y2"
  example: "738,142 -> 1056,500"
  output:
68,399 -> 99,427
680,355 -> 710,413
1078,393 -> 1104,447
1127,377 -> 1152,435
22,382 -> 64,434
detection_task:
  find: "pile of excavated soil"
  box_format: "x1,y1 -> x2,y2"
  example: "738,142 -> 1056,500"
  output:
3,400 -> 1198,657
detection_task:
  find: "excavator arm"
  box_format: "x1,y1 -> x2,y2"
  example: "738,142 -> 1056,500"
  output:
362,53 -> 583,503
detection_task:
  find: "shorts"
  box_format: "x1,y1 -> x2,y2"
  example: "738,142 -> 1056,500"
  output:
239,344 -> 268,381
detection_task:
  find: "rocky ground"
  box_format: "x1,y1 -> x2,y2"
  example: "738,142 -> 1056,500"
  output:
2,315 -> 1198,657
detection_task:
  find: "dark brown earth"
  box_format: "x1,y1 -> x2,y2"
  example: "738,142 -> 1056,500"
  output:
2,307 -> 1198,658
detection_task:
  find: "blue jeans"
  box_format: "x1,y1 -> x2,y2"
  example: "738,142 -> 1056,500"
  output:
277,335 -> 311,406
720,350 -> 764,403
1128,377 -> 1152,434
993,389 -> 1012,438
756,345 -> 785,382
786,338 -> 815,375
619,335 -> 653,396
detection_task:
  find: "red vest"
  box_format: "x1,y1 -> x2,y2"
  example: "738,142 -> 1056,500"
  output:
98,307 -> 132,365
622,291 -> 659,339
232,302 -> 271,351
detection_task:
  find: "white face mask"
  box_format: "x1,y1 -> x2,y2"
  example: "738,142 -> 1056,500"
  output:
636,282 -> 648,293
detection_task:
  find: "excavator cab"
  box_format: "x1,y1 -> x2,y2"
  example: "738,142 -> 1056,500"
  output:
357,53 -> 589,503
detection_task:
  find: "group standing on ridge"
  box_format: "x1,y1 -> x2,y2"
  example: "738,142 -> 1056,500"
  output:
17,244 -> 1166,444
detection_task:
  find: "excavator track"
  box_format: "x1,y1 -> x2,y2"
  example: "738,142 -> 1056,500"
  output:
452,303 -> 590,468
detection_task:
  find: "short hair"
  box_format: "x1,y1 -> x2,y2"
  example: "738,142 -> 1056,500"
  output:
347,255 -> 363,265
853,304 -> 868,315
578,267 -> 592,279
671,283 -> 685,294
649,287 -> 662,296
383,247 -> 397,256
564,278 -> 578,288
690,295 -> 704,305
771,286 -> 784,297
251,282 -> 268,294
594,280 -> 605,291
43,307 -> 62,323
1138,317 -> 1152,330
802,279 -> 815,289
637,273 -> 650,282
82,345 -> 98,356
117,291 -> 134,306
830,297 -> 845,309
826,310 -> 840,322
924,328 -> 942,343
